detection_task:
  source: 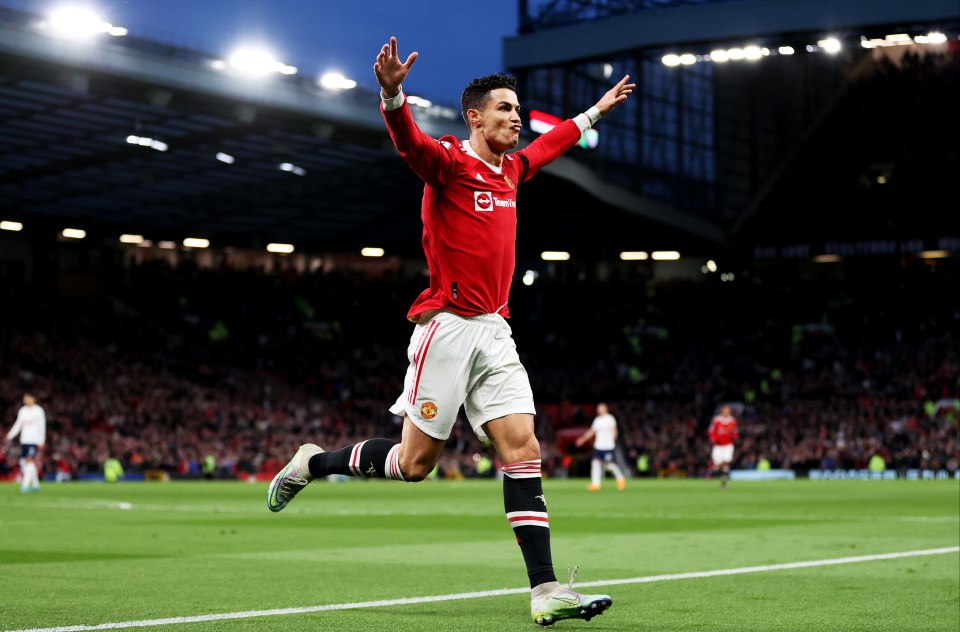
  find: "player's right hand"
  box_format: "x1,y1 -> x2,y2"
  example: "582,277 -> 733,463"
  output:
374,36 -> 418,99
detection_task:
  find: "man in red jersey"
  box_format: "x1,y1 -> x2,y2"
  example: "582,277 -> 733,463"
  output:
708,404 -> 740,490
268,36 -> 633,626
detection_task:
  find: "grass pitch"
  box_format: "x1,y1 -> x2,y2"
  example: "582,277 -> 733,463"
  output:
0,478 -> 957,631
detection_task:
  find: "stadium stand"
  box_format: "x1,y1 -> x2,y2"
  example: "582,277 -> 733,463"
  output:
1,253 -> 956,481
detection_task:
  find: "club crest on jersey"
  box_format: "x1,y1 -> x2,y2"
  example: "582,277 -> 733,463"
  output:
474,191 -> 493,212
504,175 -> 514,189
420,401 -> 438,420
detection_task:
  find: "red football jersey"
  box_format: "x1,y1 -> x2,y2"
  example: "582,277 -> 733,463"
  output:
382,100 -> 582,321
708,415 -> 739,446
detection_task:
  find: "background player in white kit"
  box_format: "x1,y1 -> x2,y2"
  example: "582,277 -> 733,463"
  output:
575,403 -> 626,491
4,393 -> 46,493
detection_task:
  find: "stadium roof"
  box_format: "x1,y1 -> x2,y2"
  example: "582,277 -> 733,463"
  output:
0,6 -> 717,260
1,4 -> 957,262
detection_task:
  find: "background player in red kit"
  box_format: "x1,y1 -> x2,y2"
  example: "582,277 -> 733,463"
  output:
268,36 -> 633,626
708,404 -> 740,490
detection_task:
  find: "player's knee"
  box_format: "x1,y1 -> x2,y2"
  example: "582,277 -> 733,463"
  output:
399,455 -> 435,482
512,433 -> 541,463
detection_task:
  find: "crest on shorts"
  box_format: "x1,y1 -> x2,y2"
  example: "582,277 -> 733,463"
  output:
420,401 -> 438,420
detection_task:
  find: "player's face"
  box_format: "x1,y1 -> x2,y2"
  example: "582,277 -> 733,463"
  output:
23,394 -> 35,406
477,89 -> 522,152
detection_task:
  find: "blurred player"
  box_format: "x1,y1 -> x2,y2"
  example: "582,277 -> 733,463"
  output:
268,36 -> 633,626
5,392 -> 46,493
575,403 -> 626,491
708,404 -> 739,490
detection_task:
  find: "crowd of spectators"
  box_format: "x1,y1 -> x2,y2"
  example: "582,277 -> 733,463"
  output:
1,254 -> 956,482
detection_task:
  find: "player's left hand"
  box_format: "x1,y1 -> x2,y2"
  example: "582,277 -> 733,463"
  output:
594,75 -> 635,115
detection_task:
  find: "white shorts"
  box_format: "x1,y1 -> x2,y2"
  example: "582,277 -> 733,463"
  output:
711,444 -> 734,466
389,310 -> 536,441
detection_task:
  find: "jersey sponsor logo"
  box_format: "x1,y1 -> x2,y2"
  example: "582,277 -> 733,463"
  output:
475,191 -> 493,211
420,401 -> 438,420
474,191 -> 516,211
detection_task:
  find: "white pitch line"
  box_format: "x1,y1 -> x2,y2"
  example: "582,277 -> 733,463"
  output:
6,547 -> 958,632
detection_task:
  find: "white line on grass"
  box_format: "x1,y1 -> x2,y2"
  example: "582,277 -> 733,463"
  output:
6,547 -> 958,632
7,500 -> 958,525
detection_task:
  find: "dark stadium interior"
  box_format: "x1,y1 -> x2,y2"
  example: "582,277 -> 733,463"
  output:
1,0 -> 958,484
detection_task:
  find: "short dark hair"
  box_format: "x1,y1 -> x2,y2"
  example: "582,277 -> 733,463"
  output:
460,73 -> 518,127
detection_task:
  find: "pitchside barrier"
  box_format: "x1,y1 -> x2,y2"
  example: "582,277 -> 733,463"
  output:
808,468 -> 959,480
34,467 -> 960,483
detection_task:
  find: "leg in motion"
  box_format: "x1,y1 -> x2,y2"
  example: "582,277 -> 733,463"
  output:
588,457 -> 602,491
485,414 -> 613,626
605,460 -> 626,491
267,417 -> 443,512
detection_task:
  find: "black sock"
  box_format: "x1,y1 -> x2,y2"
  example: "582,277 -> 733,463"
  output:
503,459 -> 557,588
308,439 -> 403,480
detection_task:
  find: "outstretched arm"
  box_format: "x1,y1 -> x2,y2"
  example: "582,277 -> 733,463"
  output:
373,36 -> 418,98
575,428 -> 596,447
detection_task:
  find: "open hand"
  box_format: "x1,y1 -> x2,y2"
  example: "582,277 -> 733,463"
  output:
594,75 -> 635,116
374,36 -> 418,98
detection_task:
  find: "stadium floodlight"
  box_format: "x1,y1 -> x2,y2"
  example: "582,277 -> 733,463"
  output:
678,54 -> 696,65
818,38 -> 842,54
62,228 -> 86,239
216,152 -> 235,164
406,95 -> 433,108
183,238 -> 210,249
0,220 -> 23,231
814,254 -> 841,263
267,243 -> 295,254
319,72 -> 357,90
43,7 -> 121,40
661,54 -> 681,67
227,48 -> 294,77
619,251 -> 648,261
119,234 -> 143,244
361,247 -> 385,257
541,251 -> 570,261
137,240 -> 153,248
727,48 -> 745,60
920,250 -> 950,259
652,251 -> 681,260
126,135 -> 168,152
744,46 -> 763,61
916,32 -> 947,45
158,241 -> 176,249
709,49 -> 730,62
778,46 -> 795,55
278,162 -> 306,176
706,259 -> 718,272
521,270 -> 538,286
